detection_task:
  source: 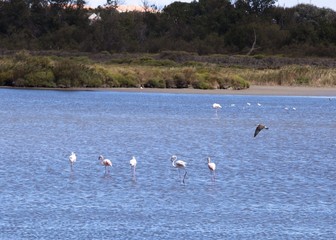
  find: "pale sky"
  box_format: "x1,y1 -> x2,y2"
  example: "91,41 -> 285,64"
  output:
87,0 -> 336,11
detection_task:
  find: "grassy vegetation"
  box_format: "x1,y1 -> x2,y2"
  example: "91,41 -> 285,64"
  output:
0,51 -> 335,89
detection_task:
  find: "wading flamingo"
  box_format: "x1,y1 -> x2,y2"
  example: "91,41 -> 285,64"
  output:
170,155 -> 187,184
69,152 -> 76,171
212,103 -> 222,117
98,155 -> 112,173
130,156 -> 137,178
207,157 -> 216,181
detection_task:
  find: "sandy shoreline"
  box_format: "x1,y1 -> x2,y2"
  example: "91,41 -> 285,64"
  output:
1,85 -> 335,96
104,86 -> 336,96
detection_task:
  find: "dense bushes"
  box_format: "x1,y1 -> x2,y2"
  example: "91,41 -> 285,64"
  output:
0,52 -> 252,89
1,51 -> 335,89
0,52 -> 107,88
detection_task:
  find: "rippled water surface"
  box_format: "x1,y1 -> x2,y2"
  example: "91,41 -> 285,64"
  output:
0,89 -> 335,239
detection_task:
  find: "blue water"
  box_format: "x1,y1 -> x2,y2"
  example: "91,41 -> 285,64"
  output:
0,89 -> 335,239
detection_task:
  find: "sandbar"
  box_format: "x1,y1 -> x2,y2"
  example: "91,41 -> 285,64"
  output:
1,85 -> 335,96
89,86 -> 336,96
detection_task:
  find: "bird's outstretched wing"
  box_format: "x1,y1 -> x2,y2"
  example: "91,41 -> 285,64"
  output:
254,124 -> 267,137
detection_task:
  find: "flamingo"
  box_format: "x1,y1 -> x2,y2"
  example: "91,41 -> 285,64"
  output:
69,152 -> 76,171
254,124 -> 269,137
129,156 -> 137,178
98,155 -> 112,173
212,103 -> 222,116
170,155 -> 187,184
207,157 -> 216,180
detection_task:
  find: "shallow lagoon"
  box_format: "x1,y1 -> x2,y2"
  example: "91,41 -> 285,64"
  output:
0,89 -> 335,239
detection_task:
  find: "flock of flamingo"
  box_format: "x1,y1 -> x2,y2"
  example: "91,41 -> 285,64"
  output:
68,102 -> 269,184
68,152 -> 216,184
68,152 -> 137,174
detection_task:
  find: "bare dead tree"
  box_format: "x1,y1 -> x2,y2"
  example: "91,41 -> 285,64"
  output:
105,0 -> 124,10
247,28 -> 257,55
141,0 -> 150,12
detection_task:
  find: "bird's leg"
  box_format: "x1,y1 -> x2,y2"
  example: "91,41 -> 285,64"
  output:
212,171 -> 216,182
177,168 -> 181,179
182,171 -> 187,184
132,168 -> 137,181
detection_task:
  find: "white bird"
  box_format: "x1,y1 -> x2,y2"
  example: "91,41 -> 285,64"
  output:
247,102 -> 251,106
212,103 -> 222,116
130,156 -> 137,178
170,155 -> 187,184
207,157 -> 216,181
212,103 -> 222,109
98,155 -> 112,173
69,152 -> 76,171
257,103 -> 262,106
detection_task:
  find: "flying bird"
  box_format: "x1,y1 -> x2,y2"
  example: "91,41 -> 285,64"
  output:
98,155 -> 112,173
69,152 -> 76,171
254,124 -> 269,137
207,157 -> 216,181
170,155 -> 187,184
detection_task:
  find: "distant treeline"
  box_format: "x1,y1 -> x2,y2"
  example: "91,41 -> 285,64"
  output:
1,0 -> 336,57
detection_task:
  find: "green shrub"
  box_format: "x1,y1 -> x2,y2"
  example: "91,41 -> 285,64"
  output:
14,50 -> 31,62
164,78 -> 176,88
0,70 -> 14,86
295,76 -> 310,85
192,80 -> 214,89
144,78 -> 165,88
158,50 -> 194,62
231,75 -> 250,89
253,54 -> 266,59
111,73 -> 137,87
23,70 -> 56,87
217,75 -> 249,90
217,77 -> 232,89
109,58 -> 133,64
173,73 -> 189,88
53,59 -> 105,87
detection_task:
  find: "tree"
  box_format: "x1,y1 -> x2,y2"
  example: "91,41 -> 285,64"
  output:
234,0 -> 277,14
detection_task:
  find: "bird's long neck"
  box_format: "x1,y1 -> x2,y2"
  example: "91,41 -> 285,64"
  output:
172,160 -> 176,167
